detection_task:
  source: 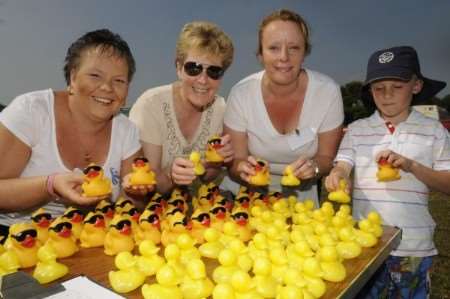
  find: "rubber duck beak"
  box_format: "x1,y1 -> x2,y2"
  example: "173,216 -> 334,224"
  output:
105,210 -> 115,218
242,201 -> 249,209
94,218 -> 105,228
202,218 -> 211,227
152,220 -> 161,230
21,235 -> 36,248
37,218 -> 50,228
132,213 -> 141,221
237,218 -> 247,226
120,225 -> 131,235
72,214 -> 83,223
217,211 -> 225,219
58,228 -> 72,238
87,171 -> 99,178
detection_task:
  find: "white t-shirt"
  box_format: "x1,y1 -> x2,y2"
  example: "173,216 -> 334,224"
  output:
223,69 -> 344,206
0,89 -> 141,225
336,110 -> 450,257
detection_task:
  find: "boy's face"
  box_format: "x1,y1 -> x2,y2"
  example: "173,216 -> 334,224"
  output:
370,78 -> 423,122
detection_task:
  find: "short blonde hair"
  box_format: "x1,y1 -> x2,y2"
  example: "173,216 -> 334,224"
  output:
175,21 -> 234,70
257,9 -> 311,56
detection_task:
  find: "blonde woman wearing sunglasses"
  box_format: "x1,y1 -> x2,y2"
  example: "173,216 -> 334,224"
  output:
130,21 -> 234,193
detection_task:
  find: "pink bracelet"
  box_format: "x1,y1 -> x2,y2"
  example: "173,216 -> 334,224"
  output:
46,173 -> 58,198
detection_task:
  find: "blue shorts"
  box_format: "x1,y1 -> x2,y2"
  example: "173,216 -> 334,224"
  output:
357,255 -> 432,299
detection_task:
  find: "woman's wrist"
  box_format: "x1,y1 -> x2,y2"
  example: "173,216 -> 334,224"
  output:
46,173 -> 60,200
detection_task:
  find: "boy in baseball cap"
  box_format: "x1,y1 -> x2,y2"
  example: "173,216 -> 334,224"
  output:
325,46 -> 450,298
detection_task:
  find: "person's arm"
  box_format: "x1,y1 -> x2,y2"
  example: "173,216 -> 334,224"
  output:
376,150 -> 450,195
0,124 -> 95,211
224,125 -> 256,184
324,161 -> 353,193
290,125 -> 343,180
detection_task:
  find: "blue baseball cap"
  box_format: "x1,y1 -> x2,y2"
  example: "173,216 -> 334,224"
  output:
361,46 -> 446,109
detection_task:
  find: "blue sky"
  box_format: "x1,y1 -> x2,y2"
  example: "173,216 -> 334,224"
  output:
1,0 -> 449,106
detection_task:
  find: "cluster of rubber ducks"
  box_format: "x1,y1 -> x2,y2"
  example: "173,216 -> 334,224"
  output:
104,187 -> 384,299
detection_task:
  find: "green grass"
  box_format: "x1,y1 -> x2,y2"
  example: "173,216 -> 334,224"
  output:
429,191 -> 450,299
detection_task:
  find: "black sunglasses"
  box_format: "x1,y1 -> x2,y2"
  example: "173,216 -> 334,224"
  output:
134,157 -> 149,163
11,229 -> 37,242
64,209 -> 84,219
140,214 -> 160,224
122,208 -> 139,217
191,213 -> 210,222
83,165 -> 102,174
31,213 -> 52,222
237,196 -> 250,204
49,222 -> 72,233
147,203 -> 162,212
116,200 -> 133,208
211,206 -> 226,215
84,214 -> 104,224
96,204 -> 115,214
183,61 -> 224,80
110,219 -> 131,230
174,217 -> 188,226
232,212 -> 249,220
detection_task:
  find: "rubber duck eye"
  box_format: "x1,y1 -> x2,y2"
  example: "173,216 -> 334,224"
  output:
11,229 -> 37,242
31,213 -> 52,222
50,222 -> 72,233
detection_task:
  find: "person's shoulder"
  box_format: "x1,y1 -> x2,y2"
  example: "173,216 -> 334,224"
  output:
8,89 -> 53,111
134,84 -> 172,106
409,109 -> 446,132
231,71 -> 263,91
347,113 -> 376,131
306,69 -> 339,87
114,113 -> 138,129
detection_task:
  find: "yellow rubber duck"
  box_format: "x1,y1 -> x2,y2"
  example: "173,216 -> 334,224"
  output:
31,208 -> 52,243
180,258 -> 214,299
302,257 -> 327,298
142,264 -> 183,299
0,248 -> 20,275
79,212 -> 107,248
62,207 -> 85,239
104,215 -> 135,256
176,233 -> 201,266
45,217 -> 78,258
249,159 -> 271,186
328,179 -> 351,203
230,207 -> 252,242
281,165 -> 301,186
318,246 -> 346,282
109,251 -> 145,293
32,243 -> 68,284
205,135 -> 224,162
81,164 -> 112,197
129,157 -> 156,186
5,222 -> 40,268
252,256 -> 277,298
135,209 -> 161,245
230,270 -> 262,298
269,247 -> 289,284
95,199 -> 115,226
212,248 -> 240,284
199,227 -> 224,259
336,226 -> 362,259
161,211 -> 190,247
235,193 -> 251,209
189,151 -> 205,176
377,158 -> 401,182
209,203 -> 228,232
136,240 -> 164,277
164,243 -> 185,279
212,283 -> 235,299
189,208 -> 211,244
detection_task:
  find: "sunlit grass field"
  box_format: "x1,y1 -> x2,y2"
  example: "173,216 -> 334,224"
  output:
429,191 -> 450,299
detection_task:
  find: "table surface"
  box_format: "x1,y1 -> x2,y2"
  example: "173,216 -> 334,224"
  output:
44,225 -> 401,299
